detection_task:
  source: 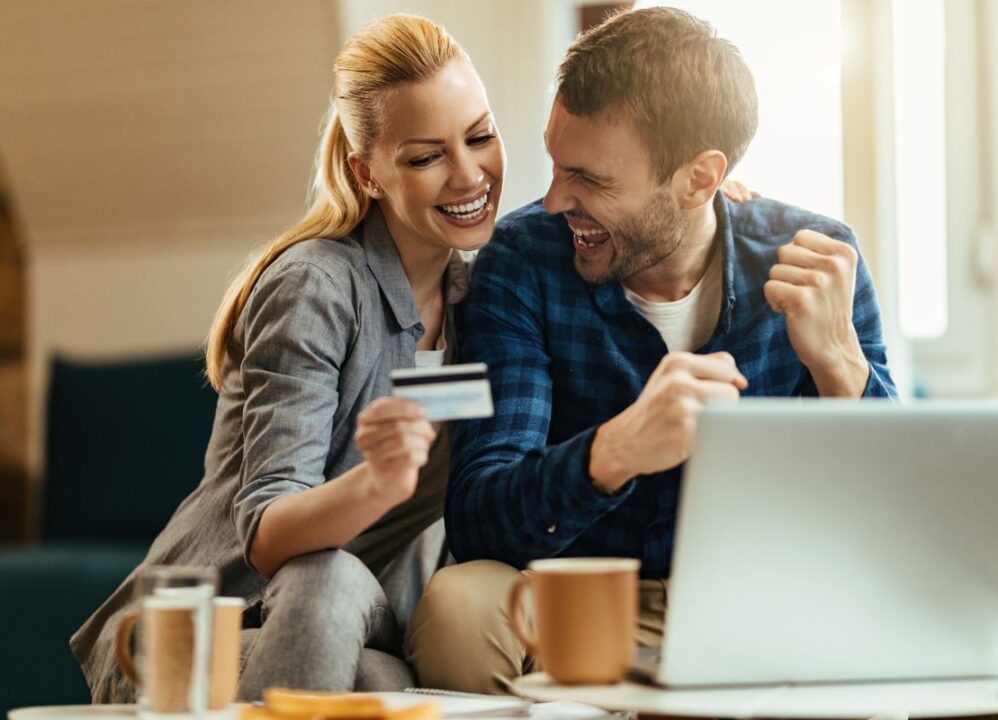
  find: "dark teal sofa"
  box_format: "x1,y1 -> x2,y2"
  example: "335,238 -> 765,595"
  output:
0,354 -> 217,715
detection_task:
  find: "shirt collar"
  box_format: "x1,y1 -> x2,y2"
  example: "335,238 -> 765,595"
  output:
361,205 -> 472,331
591,193 -> 737,334
715,193 -> 737,335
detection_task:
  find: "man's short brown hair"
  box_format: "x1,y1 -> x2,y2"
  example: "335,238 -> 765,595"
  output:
557,6 -> 758,183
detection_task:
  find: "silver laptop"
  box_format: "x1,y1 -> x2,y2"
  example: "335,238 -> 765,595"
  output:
652,399 -> 998,688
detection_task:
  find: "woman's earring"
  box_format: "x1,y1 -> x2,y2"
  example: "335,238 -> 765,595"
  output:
368,183 -> 381,196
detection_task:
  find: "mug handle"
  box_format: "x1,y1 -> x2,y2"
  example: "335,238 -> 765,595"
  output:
507,576 -> 539,655
115,610 -> 140,685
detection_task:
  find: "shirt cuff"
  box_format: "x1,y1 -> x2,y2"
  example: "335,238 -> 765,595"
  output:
860,362 -> 897,399
550,426 -> 637,521
232,478 -> 311,574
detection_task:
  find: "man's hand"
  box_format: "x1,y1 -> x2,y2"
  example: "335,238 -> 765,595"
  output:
354,397 -> 436,505
589,351 -> 747,493
764,229 -> 869,397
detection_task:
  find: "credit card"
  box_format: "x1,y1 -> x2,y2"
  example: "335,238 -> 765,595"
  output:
390,362 -> 494,422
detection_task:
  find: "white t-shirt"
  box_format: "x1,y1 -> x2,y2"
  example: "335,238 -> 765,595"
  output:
414,314 -> 448,368
623,246 -> 723,353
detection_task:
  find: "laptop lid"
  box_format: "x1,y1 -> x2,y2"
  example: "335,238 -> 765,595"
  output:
660,399 -> 998,688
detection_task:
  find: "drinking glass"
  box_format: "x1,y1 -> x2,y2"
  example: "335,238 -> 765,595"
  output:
115,566 -> 218,719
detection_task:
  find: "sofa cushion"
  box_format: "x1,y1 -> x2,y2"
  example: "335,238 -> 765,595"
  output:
43,354 -> 217,542
0,542 -> 147,714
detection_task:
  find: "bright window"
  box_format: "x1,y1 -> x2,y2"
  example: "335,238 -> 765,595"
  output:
635,0 -> 844,220
892,0 -> 948,338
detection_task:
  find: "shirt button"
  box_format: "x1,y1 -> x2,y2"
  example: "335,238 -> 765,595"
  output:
547,525 -> 557,534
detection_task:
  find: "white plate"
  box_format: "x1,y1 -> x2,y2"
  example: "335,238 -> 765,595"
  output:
8,706 -> 135,720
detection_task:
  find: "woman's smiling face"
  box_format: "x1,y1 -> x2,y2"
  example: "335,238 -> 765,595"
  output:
358,60 -> 506,254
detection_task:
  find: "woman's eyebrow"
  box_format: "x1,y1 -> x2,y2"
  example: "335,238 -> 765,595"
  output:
398,111 -> 491,147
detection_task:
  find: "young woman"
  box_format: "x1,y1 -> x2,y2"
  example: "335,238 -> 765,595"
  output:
71,14 -> 504,700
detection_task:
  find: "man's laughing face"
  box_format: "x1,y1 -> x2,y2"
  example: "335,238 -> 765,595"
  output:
542,98 -> 689,284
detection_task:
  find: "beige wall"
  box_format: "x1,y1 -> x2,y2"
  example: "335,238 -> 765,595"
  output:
2,1 -> 340,256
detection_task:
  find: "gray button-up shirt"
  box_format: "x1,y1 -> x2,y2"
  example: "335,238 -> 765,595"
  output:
71,206 -> 469,702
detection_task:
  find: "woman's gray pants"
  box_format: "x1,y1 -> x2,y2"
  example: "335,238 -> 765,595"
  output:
237,520 -> 447,698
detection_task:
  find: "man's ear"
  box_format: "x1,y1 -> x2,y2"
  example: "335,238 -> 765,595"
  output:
674,150 -> 728,210
347,152 -> 378,197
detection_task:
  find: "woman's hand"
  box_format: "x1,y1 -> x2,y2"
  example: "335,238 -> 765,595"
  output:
354,397 -> 436,505
721,178 -> 758,203
251,397 -> 434,577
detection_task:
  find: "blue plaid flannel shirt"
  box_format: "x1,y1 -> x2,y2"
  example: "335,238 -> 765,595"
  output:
447,194 -> 897,579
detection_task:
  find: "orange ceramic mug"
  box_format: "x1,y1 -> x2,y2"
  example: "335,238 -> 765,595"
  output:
509,557 -> 640,685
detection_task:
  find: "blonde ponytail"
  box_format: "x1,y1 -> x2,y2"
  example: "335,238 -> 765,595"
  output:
204,112 -> 368,389
204,14 -> 468,390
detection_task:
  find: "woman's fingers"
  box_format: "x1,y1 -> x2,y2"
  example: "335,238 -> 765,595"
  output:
364,433 -> 432,480
356,397 -> 433,448
357,396 -> 425,425
354,395 -> 438,484
367,441 -> 431,467
355,418 -> 435,452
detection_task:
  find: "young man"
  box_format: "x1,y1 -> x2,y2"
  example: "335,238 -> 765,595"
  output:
408,7 -> 896,693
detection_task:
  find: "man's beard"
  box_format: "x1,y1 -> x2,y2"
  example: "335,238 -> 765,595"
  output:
574,188 -> 687,284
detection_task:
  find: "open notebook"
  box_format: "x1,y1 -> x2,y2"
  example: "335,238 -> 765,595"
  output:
373,690 -> 613,719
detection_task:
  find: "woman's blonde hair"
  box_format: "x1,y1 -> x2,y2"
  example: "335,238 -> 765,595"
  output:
205,14 -> 468,389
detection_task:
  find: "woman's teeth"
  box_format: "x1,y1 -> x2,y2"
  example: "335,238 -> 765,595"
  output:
438,191 -> 489,218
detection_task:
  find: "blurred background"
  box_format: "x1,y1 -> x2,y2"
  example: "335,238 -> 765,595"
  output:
1,0 -> 995,542
0,0 -> 995,711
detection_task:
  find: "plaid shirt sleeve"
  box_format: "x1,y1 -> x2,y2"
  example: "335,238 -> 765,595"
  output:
445,231 -> 635,568
854,242 -> 895,398
797,225 -> 897,399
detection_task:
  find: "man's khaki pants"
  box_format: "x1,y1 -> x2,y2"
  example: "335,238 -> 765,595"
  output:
408,559 -> 667,694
